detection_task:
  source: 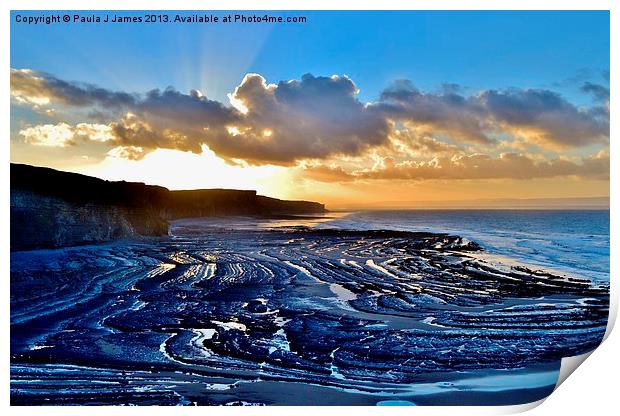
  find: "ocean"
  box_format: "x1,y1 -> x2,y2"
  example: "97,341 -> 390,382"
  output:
317,210 -> 610,284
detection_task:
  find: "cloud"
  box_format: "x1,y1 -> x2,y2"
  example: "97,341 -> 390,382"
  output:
11,69 -> 610,166
136,87 -> 237,128
19,122 -> 114,147
108,73 -> 391,164
377,80 -> 492,144
359,152 -> 610,181
207,73 -> 391,163
19,123 -> 74,147
11,68 -> 136,108
377,81 -> 609,149
12,70 -> 390,164
107,145 -> 147,160
478,88 -> 608,148
301,151 -> 609,182
390,127 -> 463,156
581,82 -> 610,103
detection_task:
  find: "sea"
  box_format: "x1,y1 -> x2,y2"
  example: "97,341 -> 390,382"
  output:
317,210 -> 610,284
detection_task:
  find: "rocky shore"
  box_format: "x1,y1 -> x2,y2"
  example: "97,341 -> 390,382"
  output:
10,225 -> 608,405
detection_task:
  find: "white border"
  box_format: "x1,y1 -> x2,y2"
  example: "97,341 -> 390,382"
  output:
2,1 -> 617,414
1,0 -> 615,10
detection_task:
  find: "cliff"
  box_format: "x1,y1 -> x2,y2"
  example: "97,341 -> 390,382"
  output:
10,164 -> 326,250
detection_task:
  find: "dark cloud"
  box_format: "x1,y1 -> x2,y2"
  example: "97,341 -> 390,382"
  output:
11,69 -> 136,108
12,70 -> 392,164
378,81 -> 609,148
477,88 -> 608,147
11,68 -> 610,165
137,87 -> 237,126
206,73 -> 391,163
377,80 -> 491,144
581,82 -> 610,103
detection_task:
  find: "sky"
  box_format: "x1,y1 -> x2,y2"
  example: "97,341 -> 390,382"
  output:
10,11 -> 610,209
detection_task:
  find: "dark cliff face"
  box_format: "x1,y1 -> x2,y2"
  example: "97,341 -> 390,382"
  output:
11,190 -> 170,250
10,164 -> 326,250
165,189 -> 260,218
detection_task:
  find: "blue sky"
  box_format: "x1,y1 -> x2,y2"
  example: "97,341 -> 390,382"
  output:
11,10 -> 609,104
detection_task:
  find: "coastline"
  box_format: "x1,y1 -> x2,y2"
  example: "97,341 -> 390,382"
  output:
10,217 -> 608,405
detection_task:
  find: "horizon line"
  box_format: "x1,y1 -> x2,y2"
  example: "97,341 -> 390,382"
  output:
10,162 -> 610,210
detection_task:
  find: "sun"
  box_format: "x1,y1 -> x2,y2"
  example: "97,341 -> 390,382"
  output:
77,145 -> 291,198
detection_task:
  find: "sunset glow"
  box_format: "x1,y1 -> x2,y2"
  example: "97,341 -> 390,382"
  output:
10,11 -> 609,209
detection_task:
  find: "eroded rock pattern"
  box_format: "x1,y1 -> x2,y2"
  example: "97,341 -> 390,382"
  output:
10,228 -> 608,405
